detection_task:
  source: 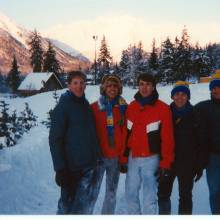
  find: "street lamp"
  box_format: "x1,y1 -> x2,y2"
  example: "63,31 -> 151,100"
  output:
93,35 -> 98,85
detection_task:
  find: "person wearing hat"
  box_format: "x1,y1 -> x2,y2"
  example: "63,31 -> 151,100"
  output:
123,73 -> 174,214
195,70 -> 220,214
157,81 -> 203,215
90,74 -> 127,214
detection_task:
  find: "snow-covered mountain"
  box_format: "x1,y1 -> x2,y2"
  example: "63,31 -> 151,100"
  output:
0,11 -> 91,74
48,38 -> 90,62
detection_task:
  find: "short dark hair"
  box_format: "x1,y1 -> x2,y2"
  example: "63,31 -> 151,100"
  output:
67,71 -> 86,84
137,73 -> 156,87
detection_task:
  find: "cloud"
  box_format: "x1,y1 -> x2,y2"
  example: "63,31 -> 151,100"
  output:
43,14 -> 220,61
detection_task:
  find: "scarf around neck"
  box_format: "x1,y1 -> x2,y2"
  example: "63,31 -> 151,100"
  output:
134,90 -> 159,107
170,101 -> 193,123
98,95 -> 127,147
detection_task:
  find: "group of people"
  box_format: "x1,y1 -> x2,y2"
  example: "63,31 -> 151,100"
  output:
49,70 -> 220,215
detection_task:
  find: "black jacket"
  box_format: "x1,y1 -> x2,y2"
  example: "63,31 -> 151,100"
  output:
195,99 -> 220,164
49,90 -> 101,172
171,103 -> 199,173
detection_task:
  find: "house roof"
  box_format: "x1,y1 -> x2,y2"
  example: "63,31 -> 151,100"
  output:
18,72 -> 62,91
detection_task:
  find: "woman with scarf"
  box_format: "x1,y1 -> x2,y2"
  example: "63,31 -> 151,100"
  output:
91,74 -> 127,214
157,81 -> 203,215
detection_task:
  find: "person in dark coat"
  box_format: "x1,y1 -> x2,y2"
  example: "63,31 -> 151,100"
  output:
49,71 -> 102,214
158,81 -> 203,215
194,71 -> 220,214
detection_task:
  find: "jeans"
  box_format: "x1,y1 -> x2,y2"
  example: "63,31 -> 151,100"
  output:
157,170 -> 194,215
125,154 -> 159,214
57,167 -> 99,214
90,158 -> 120,214
206,153 -> 220,215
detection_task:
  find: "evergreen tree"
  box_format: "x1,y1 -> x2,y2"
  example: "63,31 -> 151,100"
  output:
148,39 -> 159,73
6,55 -> 20,93
43,41 -> 61,75
206,43 -> 220,72
0,101 -> 16,148
119,43 -> 147,87
135,41 -> 148,73
0,72 -> 10,93
112,62 -> 120,76
191,43 -> 211,79
11,110 -> 23,140
19,103 -> 37,132
119,49 -> 130,81
41,90 -> 60,128
123,45 -> 137,88
41,110 -> 52,129
97,35 -> 113,82
158,37 -> 175,83
173,27 -> 192,81
28,29 -> 44,72
125,44 -> 138,87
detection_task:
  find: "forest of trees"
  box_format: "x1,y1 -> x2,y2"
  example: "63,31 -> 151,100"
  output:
2,27 -> 220,93
91,28 -> 220,86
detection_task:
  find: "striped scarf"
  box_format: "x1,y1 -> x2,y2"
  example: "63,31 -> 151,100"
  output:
98,95 -> 127,147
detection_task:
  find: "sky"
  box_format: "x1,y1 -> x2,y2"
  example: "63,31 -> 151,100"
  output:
1,0 -> 220,61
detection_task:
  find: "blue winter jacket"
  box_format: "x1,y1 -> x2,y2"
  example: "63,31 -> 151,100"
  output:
49,90 -> 101,171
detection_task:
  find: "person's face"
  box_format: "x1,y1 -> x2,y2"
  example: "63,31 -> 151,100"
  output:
172,92 -> 188,108
138,80 -> 154,97
105,81 -> 119,100
211,86 -> 220,100
68,76 -> 86,97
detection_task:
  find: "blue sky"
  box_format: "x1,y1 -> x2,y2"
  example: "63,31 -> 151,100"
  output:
1,0 -> 220,30
1,0 -> 220,60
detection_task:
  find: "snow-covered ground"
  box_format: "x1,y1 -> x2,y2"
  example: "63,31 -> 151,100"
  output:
0,83 -> 212,214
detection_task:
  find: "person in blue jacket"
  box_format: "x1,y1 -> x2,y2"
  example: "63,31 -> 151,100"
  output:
49,71 -> 102,214
158,81 -> 203,215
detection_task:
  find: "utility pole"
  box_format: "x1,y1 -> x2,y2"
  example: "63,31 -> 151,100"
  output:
93,35 -> 98,84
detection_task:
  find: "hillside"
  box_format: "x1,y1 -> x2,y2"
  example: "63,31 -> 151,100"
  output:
0,11 -> 91,74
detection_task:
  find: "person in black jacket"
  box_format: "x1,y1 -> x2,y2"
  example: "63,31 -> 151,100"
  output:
194,71 -> 220,214
49,71 -> 102,214
158,81 -> 203,215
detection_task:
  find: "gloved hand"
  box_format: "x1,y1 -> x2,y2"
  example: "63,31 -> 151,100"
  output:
119,164 -> 128,174
155,168 -> 172,183
194,168 -> 203,182
55,169 -> 71,187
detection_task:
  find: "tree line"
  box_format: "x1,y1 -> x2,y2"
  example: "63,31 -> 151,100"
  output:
91,27 -> 220,86
2,27 -> 220,93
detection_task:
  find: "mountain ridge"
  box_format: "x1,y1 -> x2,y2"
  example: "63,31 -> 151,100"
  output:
0,11 -> 91,74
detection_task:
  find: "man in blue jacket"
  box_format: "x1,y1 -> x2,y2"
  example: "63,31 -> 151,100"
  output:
158,81 -> 203,215
49,71 -> 102,214
195,71 -> 220,214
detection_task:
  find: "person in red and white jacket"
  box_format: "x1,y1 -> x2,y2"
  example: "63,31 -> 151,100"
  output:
91,74 -> 127,214
123,73 -> 174,214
